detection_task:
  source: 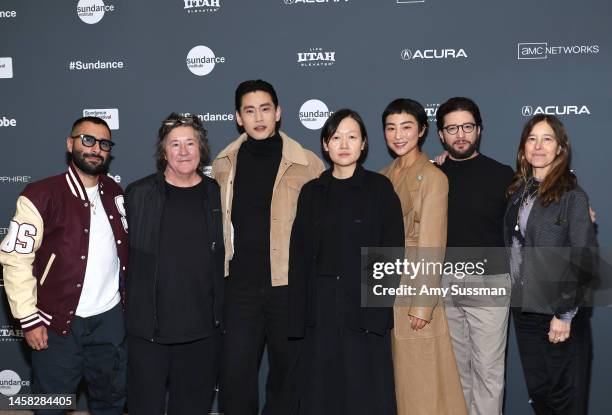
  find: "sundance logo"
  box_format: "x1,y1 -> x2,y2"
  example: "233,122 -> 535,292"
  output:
0,370 -> 30,396
521,105 -> 591,117
297,48 -> 335,67
77,0 -> 115,24
299,99 -> 333,130
517,42 -> 599,60
83,109 -> 119,130
284,0 -> 348,5
184,0 -> 221,13
69,60 -> 124,71
180,112 -> 234,122
401,48 -> 467,61
186,45 -> 225,76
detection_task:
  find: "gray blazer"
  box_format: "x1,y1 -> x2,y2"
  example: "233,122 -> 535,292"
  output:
504,184 -> 598,315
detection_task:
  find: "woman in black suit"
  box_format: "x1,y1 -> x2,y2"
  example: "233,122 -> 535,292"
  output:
288,109 -> 404,415
504,114 -> 597,415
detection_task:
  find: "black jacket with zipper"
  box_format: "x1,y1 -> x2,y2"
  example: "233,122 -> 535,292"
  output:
124,172 -> 225,341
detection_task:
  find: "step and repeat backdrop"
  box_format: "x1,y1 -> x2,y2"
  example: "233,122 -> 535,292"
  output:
1,0 -> 611,413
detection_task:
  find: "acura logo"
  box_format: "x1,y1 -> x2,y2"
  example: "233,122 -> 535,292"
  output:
284,0 -> 294,4
522,106 -> 533,116
400,49 -> 412,60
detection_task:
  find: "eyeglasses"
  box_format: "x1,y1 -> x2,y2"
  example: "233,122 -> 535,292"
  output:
71,134 -> 115,152
442,123 -> 477,135
163,114 -> 201,127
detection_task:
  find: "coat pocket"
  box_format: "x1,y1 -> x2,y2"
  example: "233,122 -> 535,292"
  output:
40,253 -> 56,286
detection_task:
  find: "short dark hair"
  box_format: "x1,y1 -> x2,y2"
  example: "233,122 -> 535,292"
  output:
320,108 -> 368,165
155,113 -> 210,176
436,97 -> 482,132
382,98 -> 429,146
234,79 -> 279,111
71,116 -> 111,137
234,79 -> 281,134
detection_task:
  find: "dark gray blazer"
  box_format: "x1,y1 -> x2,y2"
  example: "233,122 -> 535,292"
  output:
504,184 -> 598,315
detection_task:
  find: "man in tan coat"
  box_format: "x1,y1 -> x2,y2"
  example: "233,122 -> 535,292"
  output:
212,80 -> 324,415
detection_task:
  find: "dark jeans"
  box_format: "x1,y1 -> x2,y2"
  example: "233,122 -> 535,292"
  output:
512,308 -> 592,415
219,278 -> 301,415
127,333 -> 220,415
32,303 -> 127,415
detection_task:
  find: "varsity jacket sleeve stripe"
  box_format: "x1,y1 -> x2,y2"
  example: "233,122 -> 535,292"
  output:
0,195 -> 45,331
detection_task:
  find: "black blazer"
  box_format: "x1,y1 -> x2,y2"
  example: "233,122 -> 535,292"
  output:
504,183 -> 598,315
288,166 -> 404,337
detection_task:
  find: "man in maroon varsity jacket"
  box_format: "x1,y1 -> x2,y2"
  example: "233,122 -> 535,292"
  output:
0,116 -> 128,414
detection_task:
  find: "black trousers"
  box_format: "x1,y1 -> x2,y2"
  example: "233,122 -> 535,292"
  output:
32,303 -> 126,415
127,334 -> 220,415
219,278 -> 301,415
512,309 -> 592,415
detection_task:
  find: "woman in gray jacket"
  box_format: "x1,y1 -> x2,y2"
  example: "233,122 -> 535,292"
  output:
504,114 -> 597,415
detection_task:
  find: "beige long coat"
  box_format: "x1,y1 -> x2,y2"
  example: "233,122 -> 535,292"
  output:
381,152 -> 467,415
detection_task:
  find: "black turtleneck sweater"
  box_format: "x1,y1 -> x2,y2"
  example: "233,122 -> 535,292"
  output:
230,133 -> 283,287
438,154 -> 514,274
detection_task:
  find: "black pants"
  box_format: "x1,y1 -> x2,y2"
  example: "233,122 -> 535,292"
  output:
219,279 -> 301,415
512,309 -> 592,415
32,303 -> 126,415
126,334 -> 220,415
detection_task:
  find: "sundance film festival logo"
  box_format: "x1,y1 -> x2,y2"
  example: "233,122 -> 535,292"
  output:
184,0 -> 220,13
297,48 -> 335,67
0,325 -> 24,342
0,57 -> 13,79
77,0 -> 115,24
401,48 -> 467,61
69,60 -> 124,71
180,112 -> 234,122
521,105 -> 591,117
83,109 -> 119,130
0,370 -> 30,396
299,99 -> 333,130
284,0 -> 348,5
186,45 -> 225,76
517,42 -> 599,60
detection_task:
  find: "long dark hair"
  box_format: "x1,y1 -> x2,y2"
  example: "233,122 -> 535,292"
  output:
506,114 -> 576,206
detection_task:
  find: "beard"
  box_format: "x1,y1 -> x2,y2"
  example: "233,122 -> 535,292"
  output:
443,136 -> 480,160
71,149 -> 110,176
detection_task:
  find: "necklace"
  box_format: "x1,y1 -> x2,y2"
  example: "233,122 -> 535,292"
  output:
89,187 -> 100,216
514,177 -> 539,232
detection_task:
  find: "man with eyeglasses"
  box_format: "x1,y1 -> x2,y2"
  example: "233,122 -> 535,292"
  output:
435,97 -> 514,415
0,116 -> 128,414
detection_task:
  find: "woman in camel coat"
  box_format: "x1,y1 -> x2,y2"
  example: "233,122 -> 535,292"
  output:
380,99 -> 467,415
